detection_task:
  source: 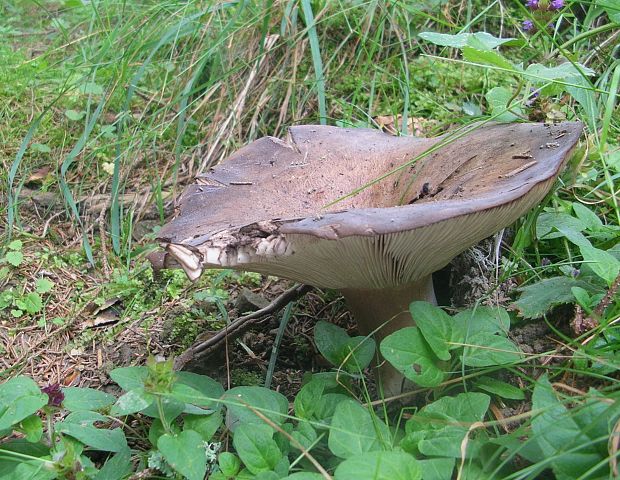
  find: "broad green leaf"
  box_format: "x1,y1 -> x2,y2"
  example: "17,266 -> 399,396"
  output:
531,375 -> 605,479
485,87 -> 522,122
334,451 -> 421,480
110,388 -> 154,416
328,399 -> 390,459
35,278 -> 54,294
467,32 -> 517,49
218,452 -> 241,477
108,366 -> 148,391
62,387 -> 115,411
167,383 -> 216,409
380,327 -> 446,387
5,251 -> 23,267
141,395 -> 184,422
513,276 -> 603,318
462,333 -> 522,367
282,474 -> 325,479
579,245 -> 620,286
94,449 -> 132,480
291,420 -> 317,450
176,371 -> 224,409
419,31 -> 514,50
184,411 -> 222,442
233,424 -> 282,475
452,306 -> 510,344
474,376 -> 525,400
17,414 -> 43,442
222,386 -> 288,432
537,211 -> 587,238
158,430 -> 207,480
0,376 -> 48,430
409,302 -> 451,361
598,0 -> 620,22
15,293 -> 42,314
463,46 -> 516,70
8,240 -> 23,251
78,82 -> 104,95
64,109 -> 85,121
418,458 -> 456,480
31,143 -> 51,154
524,62 -> 595,84
314,321 -> 375,372
572,203 -> 603,231
56,411 -> 128,452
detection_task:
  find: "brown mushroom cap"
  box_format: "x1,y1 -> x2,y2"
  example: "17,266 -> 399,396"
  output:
157,122 -> 582,289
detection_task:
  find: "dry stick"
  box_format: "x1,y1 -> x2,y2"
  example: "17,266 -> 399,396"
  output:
238,400 -> 332,480
173,284 -> 312,370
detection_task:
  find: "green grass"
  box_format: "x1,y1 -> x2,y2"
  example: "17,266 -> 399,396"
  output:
0,0 -> 619,478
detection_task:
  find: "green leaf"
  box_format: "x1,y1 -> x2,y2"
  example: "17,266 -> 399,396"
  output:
531,375 -> 604,479
463,46 -> 516,70
184,411 -> 222,442
419,31 -> 514,50
461,333 -> 523,367
158,430 -> 207,480
64,109 -> 85,121
334,451 -> 421,480
7,240 -> 22,251
94,449 -> 132,480
222,386 -> 288,432
17,414 -> 43,442
473,376 -> 525,400
514,276 -> 604,318
282,474 -> 325,480
31,143 -> 51,154
485,87 -> 522,122
0,376 -> 48,430
110,388 -> 154,416
35,278 -> 54,294
108,366 -> 148,391
233,424 -> 282,475
410,302 -> 452,361
452,306 -> 510,344
380,327 -> 446,387
79,82 -> 104,95
218,452 -> 241,477
15,293 -> 42,314
579,245 -> 620,286
291,420 -> 317,450
418,458 -> 456,480
62,387 -> 115,411
5,251 -> 23,267
176,371 -> 224,409
328,399 -> 390,459
314,321 -> 376,372
524,62 -> 595,84
572,203 -> 603,231
56,411 -> 128,452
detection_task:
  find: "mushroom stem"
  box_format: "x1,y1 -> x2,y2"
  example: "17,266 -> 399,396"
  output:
340,275 -> 436,397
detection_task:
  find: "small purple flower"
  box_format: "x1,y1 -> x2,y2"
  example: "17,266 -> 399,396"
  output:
541,257 -> 551,267
526,0 -> 539,9
571,269 -> 581,278
41,383 -> 64,407
523,19 -> 535,31
550,0 -> 564,9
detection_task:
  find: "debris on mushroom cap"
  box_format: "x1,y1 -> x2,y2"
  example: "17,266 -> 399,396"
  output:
156,122 -> 582,288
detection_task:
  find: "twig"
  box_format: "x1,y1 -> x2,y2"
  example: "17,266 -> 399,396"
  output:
173,284 -> 312,370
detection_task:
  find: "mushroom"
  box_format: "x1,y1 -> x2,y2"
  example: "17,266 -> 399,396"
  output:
153,121 -> 582,395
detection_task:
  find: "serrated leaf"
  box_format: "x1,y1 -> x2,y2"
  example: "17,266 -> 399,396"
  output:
381,327 -> 446,387
328,399 -> 390,459
5,251 -> 23,267
35,278 -> 54,294
409,302 -> 452,361
334,451 -> 421,480
232,424 -> 282,475
513,276 -> 604,318
15,293 -> 42,314
8,240 -> 23,251
158,430 -> 207,480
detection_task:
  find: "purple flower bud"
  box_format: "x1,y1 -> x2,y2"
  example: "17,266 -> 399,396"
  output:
523,19 -> 535,31
541,257 -> 551,266
526,0 -> 539,9
550,0 -> 564,9
571,269 -> 580,278
42,383 -> 64,407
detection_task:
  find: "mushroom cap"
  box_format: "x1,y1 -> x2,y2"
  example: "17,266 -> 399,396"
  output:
156,122 -> 582,289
